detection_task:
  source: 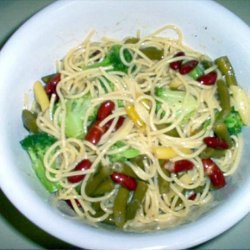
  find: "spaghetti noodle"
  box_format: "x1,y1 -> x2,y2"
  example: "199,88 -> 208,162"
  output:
21,25 -> 249,231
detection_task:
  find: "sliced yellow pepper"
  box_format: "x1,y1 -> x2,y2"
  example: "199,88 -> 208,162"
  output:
33,81 -> 50,112
230,85 -> 250,125
125,104 -> 146,130
153,146 -> 192,159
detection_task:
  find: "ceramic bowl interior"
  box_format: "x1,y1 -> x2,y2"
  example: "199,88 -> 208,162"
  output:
0,1 -> 250,249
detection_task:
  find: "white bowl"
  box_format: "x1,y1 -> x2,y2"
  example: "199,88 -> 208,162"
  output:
0,0 -> 250,249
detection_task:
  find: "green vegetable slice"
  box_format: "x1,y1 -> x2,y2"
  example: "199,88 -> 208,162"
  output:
20,132 -> 60,193
109,141 -> 140,162
113,186 -> 130,228
126,181 -> 148,221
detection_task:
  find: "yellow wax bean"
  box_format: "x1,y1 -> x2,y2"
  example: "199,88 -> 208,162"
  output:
125,104 -> 146,130
153,146 -> 191,159
33,81 -> 50,111
230,85 -> 250,125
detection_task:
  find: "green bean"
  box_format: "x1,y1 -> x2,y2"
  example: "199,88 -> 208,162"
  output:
130,154 -> 148,169
140,47 -> 164,60
124,37 -> 139,44
213,80 -> 232,148
41,73 -> 57,84
22,109 -> 39,133
199,147 -> 226,159
201,60 -> 213,69
165,128 -> 179,137
75,184 -> 81,194
91,178 -> 114,197
158,159 -> 166,167
216,79 -> 231,123
113,186 -> 130,228
103,215 -> 115,225
156,124 -> 180,137
91,202 -> 105,218
85,165 -> 111,196
175,197 -> 183,207
213,123 -> 232,148
215,56 -> 238,86
121,163 -> 137,178
158,168 -> 170,194
126,181 -> 148,221
193,185 -> 206,194
85,174 -> 101,196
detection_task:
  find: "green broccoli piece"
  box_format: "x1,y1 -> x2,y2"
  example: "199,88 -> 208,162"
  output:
224,108 -> 244,135
155,87 -> 198,123
85,45 -> 133,73
109,141 -> 140,162
20,132 -> 60,193
64,94 -> 97,139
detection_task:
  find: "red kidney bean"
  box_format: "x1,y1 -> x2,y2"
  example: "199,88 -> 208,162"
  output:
115,116 -> 125,130
197,71 -> 217,85
67,159 -> 92,183
203,136 -> 229,149
97,100 -> 115,121
188,192 -> 197,201
165,159 -> 194,173
101,116 -> 125,132
103,119 -> 113,131
85,118 -> 115,145
202,158 -> 226,189
45,73 -> 61,98
66,199 -> 81,209
111,172 -> 137,190
85,121 -> 105,145
169,52 -> 185,70
179,60 -> 199,75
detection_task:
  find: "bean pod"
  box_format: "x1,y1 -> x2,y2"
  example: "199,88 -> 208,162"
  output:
22,109 -> 39,133
113,186 -> 130,228
126,181 -> 148,220
140,47 -> 164,60
85,165 -> 111,196
215,56 -> 238,86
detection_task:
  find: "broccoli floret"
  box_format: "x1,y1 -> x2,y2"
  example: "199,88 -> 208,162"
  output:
109,141 -> 140,162
64,94 -> 97,139
224,108 -> 244,135
20,132 -> 60,193
155,87 -> 198,123
86,45 -> 133,73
